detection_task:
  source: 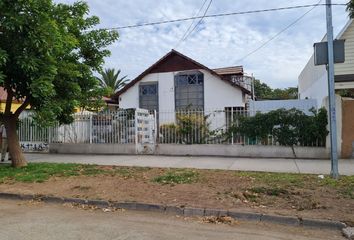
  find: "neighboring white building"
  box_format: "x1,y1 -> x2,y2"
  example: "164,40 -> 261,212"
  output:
298,20 -> 354,158
298,19 -> 354,106
113,50 -> 252,126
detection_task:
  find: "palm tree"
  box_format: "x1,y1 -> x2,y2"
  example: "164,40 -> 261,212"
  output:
98,68 -> 129,94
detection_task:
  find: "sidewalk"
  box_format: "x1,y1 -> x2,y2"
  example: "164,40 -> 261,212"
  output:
23,153 -> 354,175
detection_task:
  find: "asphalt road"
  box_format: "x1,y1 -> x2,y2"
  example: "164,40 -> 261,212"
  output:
0,199 -> 345,240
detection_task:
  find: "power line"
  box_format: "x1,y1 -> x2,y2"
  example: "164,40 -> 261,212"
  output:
174,0 -> 209,49
235,0 -> 323,63
176,0 -> 213,48
100,3 -> 346,31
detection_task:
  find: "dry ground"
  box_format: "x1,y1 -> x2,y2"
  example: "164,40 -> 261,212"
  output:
0,163 -> 353,224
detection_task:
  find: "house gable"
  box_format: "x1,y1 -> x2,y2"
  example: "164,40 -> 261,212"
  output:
149,52 -> 203,73
113,50 -> 250,102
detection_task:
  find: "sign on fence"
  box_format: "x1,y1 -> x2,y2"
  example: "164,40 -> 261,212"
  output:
135,109 -> 156,154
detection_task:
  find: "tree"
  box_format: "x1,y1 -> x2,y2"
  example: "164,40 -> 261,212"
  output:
254,79 -> 272,100
0,1 -> 118,167
347,0 -> 354,18
98,68 -> 129,95
253,79 -> 298,100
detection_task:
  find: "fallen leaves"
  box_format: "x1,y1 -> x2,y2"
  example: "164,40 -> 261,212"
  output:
200,216 -> 238,225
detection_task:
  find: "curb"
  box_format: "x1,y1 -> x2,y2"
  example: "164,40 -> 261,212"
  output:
0,192 -> 347,231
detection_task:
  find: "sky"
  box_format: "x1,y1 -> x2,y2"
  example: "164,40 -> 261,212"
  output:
57,0 -> 350,89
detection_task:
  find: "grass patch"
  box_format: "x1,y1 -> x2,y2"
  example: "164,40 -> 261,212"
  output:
236,171 -> 354,199
113,167 -> 151,178
320,175 -> 354,199
0,163 -> 109,183
249,186 -> 289,196
153,169 -> 199,185
236,171 -> 310,188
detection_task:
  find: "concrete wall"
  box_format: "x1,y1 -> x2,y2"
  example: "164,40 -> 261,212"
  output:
155,144 -> 329,159
49,143 -> 136,155
341,98 -> 354,158
49,143 -> 329,159
249,99 -> 317,115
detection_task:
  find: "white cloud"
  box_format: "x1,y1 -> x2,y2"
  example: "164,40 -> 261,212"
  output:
56,0 -> 349,88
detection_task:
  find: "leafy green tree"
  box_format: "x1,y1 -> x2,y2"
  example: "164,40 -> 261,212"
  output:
254,80 -> 298,100
0,1 -> 118,167
254,79 -> 272,100
347,0 -> 354,18
98,68 -> 129,95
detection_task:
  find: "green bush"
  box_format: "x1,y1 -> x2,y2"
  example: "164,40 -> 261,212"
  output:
159,112 -> 211,144
227,108 -> 328,148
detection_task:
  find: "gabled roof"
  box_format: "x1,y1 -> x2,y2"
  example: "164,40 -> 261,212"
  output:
336,19 -> 353,39
113,49 -> 250,100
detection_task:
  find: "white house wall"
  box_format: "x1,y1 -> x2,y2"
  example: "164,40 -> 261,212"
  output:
118,84 -> 139,109
298,54 -> 328,105
119,69 -> 245,127
201,70 -> 244,110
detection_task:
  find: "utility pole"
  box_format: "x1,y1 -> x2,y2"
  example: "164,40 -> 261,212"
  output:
325,0 -> 339,179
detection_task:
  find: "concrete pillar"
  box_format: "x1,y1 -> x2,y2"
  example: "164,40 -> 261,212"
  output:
322,95 -> 342,157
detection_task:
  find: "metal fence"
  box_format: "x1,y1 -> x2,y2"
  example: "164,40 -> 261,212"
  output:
158,109 -> 260,145
18,109 -> 155,145
157,108 -> 326,147
18,108 -> 326,148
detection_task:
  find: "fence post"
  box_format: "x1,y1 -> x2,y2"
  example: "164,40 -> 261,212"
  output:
231,108 -> 234,145
89,115 -> 93,144
48,126 -> 52,144
154,110 -> 158,145
135,109 -> 139,154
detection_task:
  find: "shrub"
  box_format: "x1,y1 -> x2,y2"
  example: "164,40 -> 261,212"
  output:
176,112 -> 210,144
227,108 -> 328,149
159,112 -> 211,144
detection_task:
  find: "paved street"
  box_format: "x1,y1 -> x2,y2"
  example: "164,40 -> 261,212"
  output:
0,199 -> 345,240
24,153 -> 354,175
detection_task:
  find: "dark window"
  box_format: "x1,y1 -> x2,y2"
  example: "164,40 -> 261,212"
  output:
175,72 -> 204,110
139,82 -> 158,111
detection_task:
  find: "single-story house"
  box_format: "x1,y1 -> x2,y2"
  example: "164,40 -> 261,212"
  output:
112,49 -> 252,128
298,19 -> 354,158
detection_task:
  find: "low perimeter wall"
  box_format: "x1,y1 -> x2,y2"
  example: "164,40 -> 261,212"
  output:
49,143 -> 330,159
49,143 -> 136,155
155,144 -> 330,159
